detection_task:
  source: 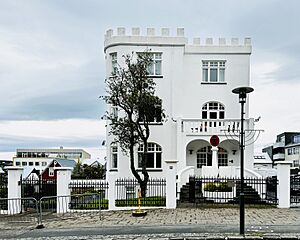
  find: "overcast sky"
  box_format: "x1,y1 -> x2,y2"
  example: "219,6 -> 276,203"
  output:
0,0 -> 300,157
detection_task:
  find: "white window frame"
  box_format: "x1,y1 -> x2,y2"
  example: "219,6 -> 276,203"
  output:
202,102 -> 225,120
147,53 -> 162,76
137,143 -> 162,169
202,61 -> 226,83
49,168 -> 54,177
110,52 -> 117,74
111,144 -> 118,169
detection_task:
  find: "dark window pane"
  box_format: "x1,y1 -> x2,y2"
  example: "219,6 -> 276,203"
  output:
210,69 -> 218,82
138,153 -> 142,168
219,111 -> 225,119
209,112 -> 217,119
156,153 -> 162,168
146,153 -> 154,168
202,111 -> 207,119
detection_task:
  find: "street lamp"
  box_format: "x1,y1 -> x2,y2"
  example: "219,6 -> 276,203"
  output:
232,86 -> 254,235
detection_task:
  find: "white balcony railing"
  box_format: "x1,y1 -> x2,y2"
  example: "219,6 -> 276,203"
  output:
182,119 -> 250,135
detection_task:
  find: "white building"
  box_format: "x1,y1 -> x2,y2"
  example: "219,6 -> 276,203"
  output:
13,147 -> 91,172
104,27 -> 256,187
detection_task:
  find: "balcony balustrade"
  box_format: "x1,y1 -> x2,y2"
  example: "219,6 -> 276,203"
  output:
181,119 -> 250,135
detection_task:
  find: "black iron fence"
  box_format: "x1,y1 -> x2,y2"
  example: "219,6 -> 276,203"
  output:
290,175 -> 300,205
115,178 -> 166,207
179,176 -> 278,206
0,174 -> 8,198
21,177 -> 57,200
69,180 -> 109,209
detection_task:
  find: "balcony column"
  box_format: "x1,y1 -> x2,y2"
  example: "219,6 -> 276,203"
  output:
211,146 -> 218,175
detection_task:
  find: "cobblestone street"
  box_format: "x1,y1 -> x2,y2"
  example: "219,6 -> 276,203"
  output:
0,207 -> 300,239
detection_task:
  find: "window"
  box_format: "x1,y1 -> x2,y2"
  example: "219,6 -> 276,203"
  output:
202,102 -> 225,119
111,145 -> 118,169
110,52 -> 117,74
35,162 -> 40,166
196,146 -> 228,168
138,143 -> 162,169
147,53 -> 162,76
197,147 -> 212,168
288,148 -> 293,155
293,135 -> 300,144
138,102 -> 163,123
202,61 -> 226,83
218,148 -> 228,166
16,162 -> 21,166
42,162 -> 47,166
294,160 -> 300,168
29,162 -> 33,166
111,106 -> 118,119
22,162 -> 27,166
49,168 -> 54,177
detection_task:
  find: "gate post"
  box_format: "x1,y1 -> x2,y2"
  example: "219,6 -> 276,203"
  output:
54,167 -> 72,214
165,160 -> 178,209
5,166 -> 23,214
107,172 -> 117,210
276,161 -> 292,208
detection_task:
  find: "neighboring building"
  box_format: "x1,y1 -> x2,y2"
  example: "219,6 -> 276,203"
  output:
263,132 -> 300,168
13,147 -> 91,172
41,159 -> 76,180
104,27 -> 256,185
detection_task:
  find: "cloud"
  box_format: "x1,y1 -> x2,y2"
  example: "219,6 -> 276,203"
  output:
0,119 -> 106,152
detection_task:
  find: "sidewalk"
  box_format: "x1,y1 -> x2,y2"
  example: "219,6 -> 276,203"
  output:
1,207 -> 300,239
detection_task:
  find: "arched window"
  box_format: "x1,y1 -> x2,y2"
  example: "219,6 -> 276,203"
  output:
202,102 -> 225,120
196,146 -> 228,168
138,143 -> 162,169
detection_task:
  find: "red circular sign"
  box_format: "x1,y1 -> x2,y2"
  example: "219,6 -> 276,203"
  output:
210,135 -> 220,147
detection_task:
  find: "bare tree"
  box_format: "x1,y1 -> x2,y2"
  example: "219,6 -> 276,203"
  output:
103,52 -> 164,197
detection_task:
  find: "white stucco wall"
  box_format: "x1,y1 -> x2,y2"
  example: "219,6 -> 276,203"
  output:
104,28 -> 254,181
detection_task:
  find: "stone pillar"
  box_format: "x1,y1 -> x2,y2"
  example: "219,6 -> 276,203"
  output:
5,166 -> 23,214
107,172 -> 117,210
54,167 -> 72,214
165,160 -> 178,209
276,161 -> 292,208
211,146 -> 219,174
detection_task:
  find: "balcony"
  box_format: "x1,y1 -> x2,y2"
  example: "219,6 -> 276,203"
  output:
182,119 -> 250,135
273,153 -> 285,160
273,142 -> 285,149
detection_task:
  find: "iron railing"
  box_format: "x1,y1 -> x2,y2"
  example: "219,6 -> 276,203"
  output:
115,178 -> 166,207
291,175 -> 300,205
178,176 -> 278,206
0,174 -> 8,198
69,180 -> 108,209
21,178 -> 57,200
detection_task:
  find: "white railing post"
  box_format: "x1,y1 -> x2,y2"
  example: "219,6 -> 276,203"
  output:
54,167 -> 72,214
107,173 -> 117,210
165,160 -> 178,209
276,161 -> 292,208
5,166 -> 23,214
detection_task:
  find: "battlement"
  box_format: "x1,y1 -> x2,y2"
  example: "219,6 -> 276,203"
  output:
104,27 -> 251,47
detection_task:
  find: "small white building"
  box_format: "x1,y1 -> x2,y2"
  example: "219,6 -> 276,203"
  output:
104,27 -> 256,187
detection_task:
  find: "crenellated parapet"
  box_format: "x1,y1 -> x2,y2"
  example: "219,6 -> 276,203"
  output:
104,27 -> 251,53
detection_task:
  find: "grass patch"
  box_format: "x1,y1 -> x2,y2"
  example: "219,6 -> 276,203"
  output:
115,196 -> 166,207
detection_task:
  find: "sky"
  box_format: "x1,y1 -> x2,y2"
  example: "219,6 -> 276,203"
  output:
0,0 -> 300,159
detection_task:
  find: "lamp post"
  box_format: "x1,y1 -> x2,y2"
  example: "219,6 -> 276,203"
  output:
232,86 -> 254,235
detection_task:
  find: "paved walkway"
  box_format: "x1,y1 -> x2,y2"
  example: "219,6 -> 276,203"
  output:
0,207 -> 300,239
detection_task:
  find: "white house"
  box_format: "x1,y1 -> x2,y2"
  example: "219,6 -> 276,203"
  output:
104,27 -> 256,188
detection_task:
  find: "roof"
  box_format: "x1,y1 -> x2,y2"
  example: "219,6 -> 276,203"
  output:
55,159 -> 76,168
